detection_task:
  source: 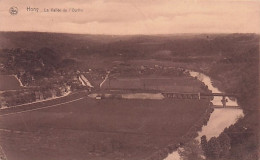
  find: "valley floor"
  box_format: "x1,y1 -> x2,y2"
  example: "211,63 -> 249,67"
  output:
0,97 -> 209,160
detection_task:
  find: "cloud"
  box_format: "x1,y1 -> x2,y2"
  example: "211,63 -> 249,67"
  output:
0,0 -> 259,34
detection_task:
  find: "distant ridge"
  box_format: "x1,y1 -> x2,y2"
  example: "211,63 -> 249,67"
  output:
0,32 -> 258,60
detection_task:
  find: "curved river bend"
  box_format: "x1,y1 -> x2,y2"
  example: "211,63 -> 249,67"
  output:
87,70 -> 244,160
164,71 -> 244,160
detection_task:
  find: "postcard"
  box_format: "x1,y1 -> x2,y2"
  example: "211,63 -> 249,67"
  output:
0,0 -> 259,160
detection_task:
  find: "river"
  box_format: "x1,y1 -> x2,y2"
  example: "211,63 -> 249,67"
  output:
164,71 -> 244,160
87,70 -> 244,160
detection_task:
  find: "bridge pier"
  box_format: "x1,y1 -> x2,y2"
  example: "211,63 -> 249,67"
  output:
162,92 -> 235,107
221,96 -> 227,108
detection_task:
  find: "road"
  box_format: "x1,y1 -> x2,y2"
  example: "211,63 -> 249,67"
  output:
0,90 -> 88,117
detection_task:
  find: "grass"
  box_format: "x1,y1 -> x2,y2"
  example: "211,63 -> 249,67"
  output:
102,76 -> 203,93
0,75 -> 21,91
0,97 -> 209,160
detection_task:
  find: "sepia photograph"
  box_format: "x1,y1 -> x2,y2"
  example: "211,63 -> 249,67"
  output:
0,0 -> 259,160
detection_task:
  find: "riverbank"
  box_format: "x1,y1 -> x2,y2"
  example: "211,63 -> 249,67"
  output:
146,106 -> 214,160
207,61 -> 259,159
159,70 -> 244,160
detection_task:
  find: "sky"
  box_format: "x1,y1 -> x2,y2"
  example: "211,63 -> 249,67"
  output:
0,0 -> 260,34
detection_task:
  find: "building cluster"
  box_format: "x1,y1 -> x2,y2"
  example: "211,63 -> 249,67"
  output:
138,65 -> 187,76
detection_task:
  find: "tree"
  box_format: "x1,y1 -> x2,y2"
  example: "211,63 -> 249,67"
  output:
201,135 -> 208,157
207,137 -> 221,160
218,133 -> 231,158
178,140 -> 204,160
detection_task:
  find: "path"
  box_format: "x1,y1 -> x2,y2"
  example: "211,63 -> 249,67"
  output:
100,71 -> 110,88
0,90 -> 87,117
0,97 -> 85,117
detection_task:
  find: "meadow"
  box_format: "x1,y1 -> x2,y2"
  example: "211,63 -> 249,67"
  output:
0,75 -> 21,91
101,76 -> 204,93
0,98 -> 209,160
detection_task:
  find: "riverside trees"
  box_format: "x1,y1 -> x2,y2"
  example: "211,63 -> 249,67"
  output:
200,133 -> 231,160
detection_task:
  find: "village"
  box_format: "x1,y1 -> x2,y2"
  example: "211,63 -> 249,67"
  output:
0,48 -> 207,108
0,31 -> 258,160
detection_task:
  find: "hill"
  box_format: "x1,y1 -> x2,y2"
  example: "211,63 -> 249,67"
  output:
0,32 -> 258,61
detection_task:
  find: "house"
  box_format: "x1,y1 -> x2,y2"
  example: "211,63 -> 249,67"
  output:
35,92 -> 44,101
96,95 -> 102,100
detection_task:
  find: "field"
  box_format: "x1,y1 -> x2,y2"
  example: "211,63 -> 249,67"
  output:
0,97 -> 209,160
102,76 -> 203,92
0,75 -> 21,91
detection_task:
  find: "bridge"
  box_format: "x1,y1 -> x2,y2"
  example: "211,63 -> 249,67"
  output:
200,93 -> 238,97
161,92 -> 238,108
162,92 -> 200,99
